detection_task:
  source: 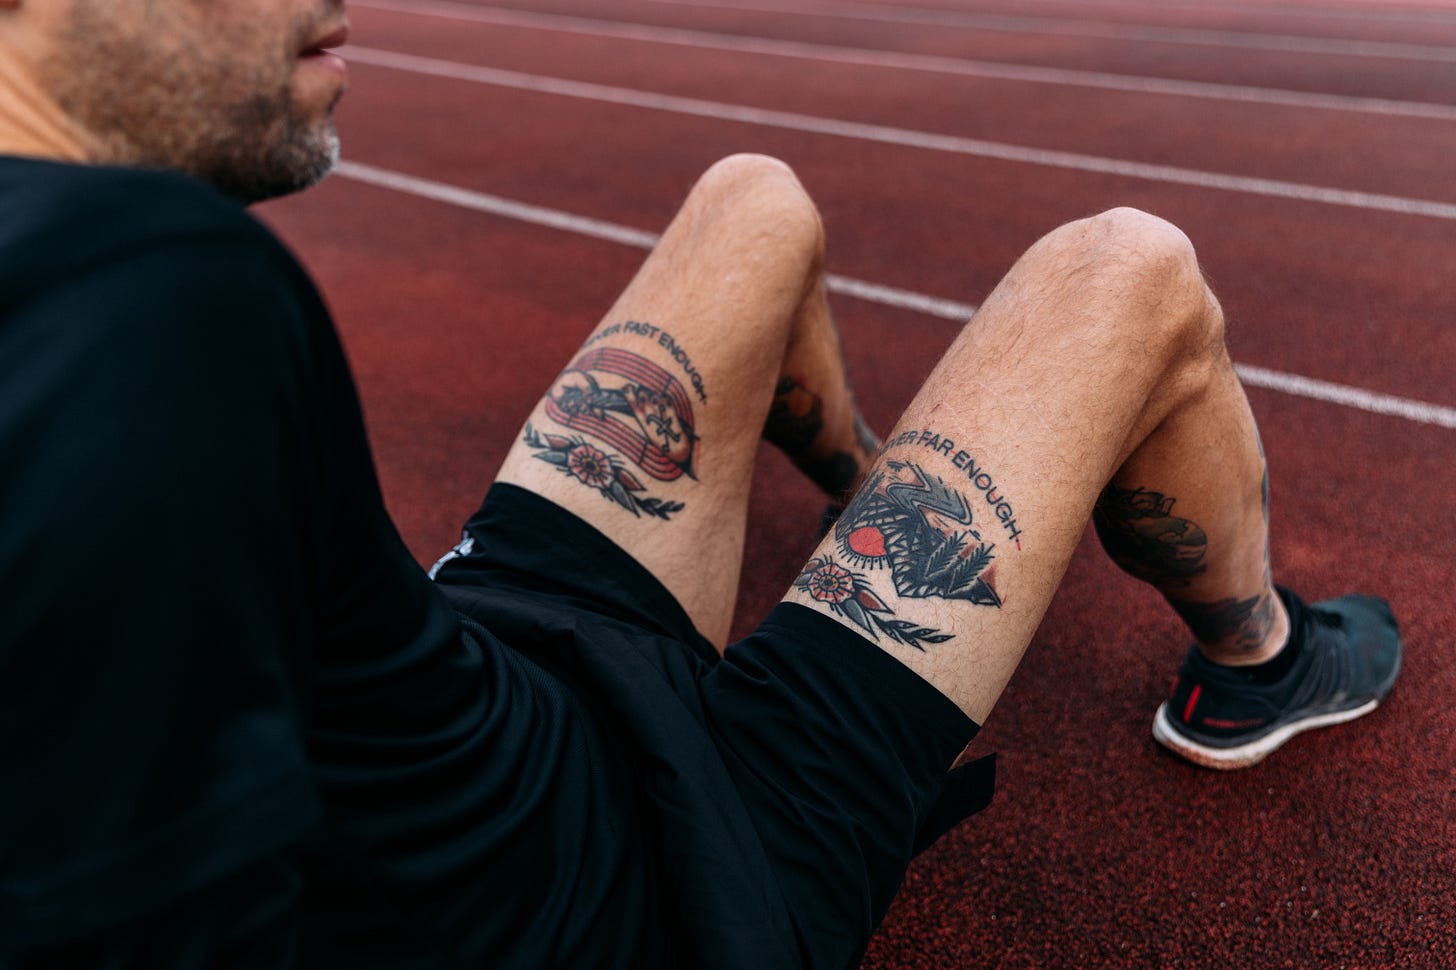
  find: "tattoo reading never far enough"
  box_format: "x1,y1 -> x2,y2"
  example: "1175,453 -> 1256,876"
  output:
585,320 -> 708,405
884,428 -> 1024,549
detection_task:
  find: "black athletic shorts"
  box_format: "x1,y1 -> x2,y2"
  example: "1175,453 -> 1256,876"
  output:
431,484 -> 995,970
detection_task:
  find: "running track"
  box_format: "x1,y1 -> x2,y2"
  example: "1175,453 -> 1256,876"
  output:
257,1 -> 1456,965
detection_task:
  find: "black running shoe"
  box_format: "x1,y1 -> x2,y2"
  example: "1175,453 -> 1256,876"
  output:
1152,587 -> 1402,770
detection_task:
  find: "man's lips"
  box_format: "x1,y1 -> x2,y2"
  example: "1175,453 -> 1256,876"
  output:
301,25 -> 349,56
298,23 -> 349,88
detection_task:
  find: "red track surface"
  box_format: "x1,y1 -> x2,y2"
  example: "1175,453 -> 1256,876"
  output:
258,1 -> 1456,965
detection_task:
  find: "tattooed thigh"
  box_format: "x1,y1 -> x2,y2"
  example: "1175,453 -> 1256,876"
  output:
795,427 -> 1027,650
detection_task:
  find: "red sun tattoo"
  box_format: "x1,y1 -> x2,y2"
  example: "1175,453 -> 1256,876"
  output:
843,525 -> 890,568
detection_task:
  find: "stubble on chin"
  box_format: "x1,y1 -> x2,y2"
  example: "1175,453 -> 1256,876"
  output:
194,100 -> 343,204
41,3 -> 342,203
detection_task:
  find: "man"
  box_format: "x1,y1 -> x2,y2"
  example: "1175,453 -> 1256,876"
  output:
0,0 -> 1401,966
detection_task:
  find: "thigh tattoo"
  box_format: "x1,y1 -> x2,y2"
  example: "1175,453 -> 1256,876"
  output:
796,431 -> 1021,650
525,331 -> 707,521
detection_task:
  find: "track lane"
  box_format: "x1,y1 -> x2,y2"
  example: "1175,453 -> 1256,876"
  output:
348,5 -> 1456,201
654,0 -> 1456,49
325,61 -> 1456,406
335,158 -> 1456,432
433,0 -> 1456,102
873,0 -> 1456,34
353,0 -> 1456,123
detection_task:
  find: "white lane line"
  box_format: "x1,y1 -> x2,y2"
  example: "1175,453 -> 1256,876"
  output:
1028,0 -> 1456,28
1233,364 -> 1456,429
342,46 -> 1456,221
822,274 -> 979,322
351,0 -> 1456,121
651,0 -> 1456,62
332,159 -> 1456,431
334,160 -> 664,250
330,159 -> 975,320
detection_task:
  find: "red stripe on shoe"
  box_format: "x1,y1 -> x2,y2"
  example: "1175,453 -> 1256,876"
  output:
1183,684 -> 1202,723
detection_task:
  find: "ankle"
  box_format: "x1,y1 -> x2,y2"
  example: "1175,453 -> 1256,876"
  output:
1176,585 -> 1288,667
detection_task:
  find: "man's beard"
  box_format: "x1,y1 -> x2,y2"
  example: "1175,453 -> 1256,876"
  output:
42,2 -> 341,204
181,97 -> 342,204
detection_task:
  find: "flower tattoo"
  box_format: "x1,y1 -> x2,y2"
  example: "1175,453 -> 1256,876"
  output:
566,444 -> 614,489
804,561 -> 855,604
524,423 -> 685,520
794,555 -> 953,650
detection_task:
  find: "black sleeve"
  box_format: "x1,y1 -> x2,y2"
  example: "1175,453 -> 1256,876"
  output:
0,234 -> 331,955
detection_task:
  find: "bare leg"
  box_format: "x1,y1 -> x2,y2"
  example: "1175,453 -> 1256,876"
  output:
783,208 -> 1282,724
1093,371 -> 1283,666
495,154 -> 872,646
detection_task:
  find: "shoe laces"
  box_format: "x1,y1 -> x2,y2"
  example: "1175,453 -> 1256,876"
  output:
1284,600 -> 1354,710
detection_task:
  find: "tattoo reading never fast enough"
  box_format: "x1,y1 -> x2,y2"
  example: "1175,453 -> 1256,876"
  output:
884,428 -> 1025,549
585,320 -> 708,404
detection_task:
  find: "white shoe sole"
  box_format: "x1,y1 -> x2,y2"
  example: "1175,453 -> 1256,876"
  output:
1151,698 -> 1379,771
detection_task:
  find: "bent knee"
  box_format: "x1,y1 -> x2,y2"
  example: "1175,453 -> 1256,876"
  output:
687,154 -> 825,262
696,153 -> 805,200
1057,207 -> 1221,355
1079,207 -> 1199,291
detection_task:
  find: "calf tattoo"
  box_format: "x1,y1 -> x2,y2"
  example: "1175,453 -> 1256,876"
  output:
1168,590 -> 1279,654
764,375 -> 824,452
764,375 -> 862,499
1097,481 -> 1278,652
1093,484 -> 1208,585
524,423 -> 685,520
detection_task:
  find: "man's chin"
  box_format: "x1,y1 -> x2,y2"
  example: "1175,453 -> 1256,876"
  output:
207,127 -> 340,204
